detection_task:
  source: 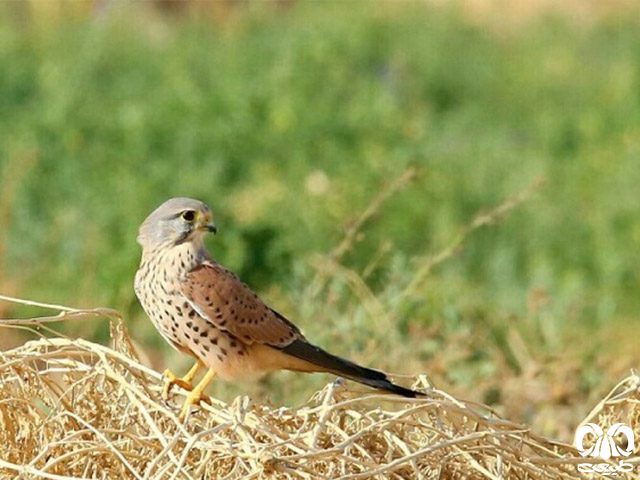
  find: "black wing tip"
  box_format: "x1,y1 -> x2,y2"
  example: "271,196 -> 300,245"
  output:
373,378 -> 426,398
278,339 -> 426,398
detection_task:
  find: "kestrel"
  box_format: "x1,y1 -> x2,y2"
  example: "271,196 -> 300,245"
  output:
135,197 -> 422,420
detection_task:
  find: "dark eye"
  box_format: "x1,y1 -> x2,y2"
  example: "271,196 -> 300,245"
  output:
181,210 -> 196,222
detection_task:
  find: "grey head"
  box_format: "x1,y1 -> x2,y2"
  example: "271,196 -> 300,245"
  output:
137,197 -> 217,249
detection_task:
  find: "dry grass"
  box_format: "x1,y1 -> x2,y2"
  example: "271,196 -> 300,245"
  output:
0,297 -> 638,479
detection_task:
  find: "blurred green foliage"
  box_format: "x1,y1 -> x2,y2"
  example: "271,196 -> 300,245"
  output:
0,2 -> 639,408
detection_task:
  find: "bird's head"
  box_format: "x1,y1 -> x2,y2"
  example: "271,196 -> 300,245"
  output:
137,197 -> 217,249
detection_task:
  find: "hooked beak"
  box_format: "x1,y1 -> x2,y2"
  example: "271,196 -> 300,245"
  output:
202,222 -> 217,234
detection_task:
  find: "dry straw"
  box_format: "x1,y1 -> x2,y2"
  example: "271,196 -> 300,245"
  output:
0,296 -> 638,479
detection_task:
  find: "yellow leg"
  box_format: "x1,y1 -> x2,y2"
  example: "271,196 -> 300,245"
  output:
179,368 -> 216,421
162,362 -> 201,400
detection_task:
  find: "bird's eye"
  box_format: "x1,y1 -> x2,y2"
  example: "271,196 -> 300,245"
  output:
181,210 -> 196,222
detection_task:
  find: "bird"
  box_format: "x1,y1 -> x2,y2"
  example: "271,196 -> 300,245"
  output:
134,197 -> 423,420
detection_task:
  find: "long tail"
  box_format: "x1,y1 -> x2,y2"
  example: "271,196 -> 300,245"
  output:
277,339 -> 424,398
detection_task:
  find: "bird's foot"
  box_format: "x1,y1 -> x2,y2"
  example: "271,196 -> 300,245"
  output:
178,387 -> 213,421
162,369 -> 194,400
177,368 -> 216,421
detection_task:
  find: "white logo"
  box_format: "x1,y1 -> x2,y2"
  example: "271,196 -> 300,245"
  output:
575,422 -> 635,475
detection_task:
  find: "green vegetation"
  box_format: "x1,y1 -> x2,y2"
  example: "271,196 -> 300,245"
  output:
1,2 -> 638,435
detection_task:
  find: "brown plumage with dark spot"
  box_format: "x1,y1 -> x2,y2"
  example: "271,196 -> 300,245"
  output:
134,197 -> 423,420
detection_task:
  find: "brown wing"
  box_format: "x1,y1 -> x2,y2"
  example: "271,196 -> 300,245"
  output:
180,262 -> 303,347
